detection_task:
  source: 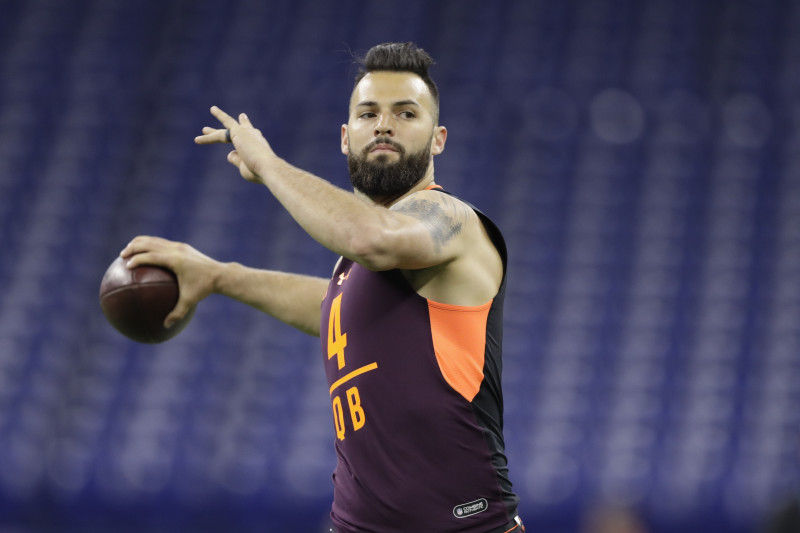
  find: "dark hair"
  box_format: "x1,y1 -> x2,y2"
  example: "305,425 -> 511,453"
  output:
354,42 -> 440,121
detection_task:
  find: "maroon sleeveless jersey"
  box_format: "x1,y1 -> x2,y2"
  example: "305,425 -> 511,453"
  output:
320,193 -> 518,532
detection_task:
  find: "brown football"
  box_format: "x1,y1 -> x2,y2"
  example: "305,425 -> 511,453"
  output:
99,256 -> 195,344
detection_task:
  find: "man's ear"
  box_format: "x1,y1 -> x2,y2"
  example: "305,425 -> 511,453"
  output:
431,126 -> 447,155
341,125 -> 349,155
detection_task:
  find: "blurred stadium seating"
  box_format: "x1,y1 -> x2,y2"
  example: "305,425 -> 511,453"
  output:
0,0 -> 797,532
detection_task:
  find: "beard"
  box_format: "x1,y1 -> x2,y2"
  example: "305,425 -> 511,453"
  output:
348,136 -> 433,198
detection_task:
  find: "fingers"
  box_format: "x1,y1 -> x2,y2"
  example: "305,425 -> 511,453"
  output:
120,235 -> 170,259
194,127 -> 229,145
194,106 -> 236,145
226,150 -> 249,173
226,151 -> 258,182
210,105 -> 238,128
195,108 -> 255,145
123,251 -> 171,270
164,301 -> 194,329
120,236 -> 182,272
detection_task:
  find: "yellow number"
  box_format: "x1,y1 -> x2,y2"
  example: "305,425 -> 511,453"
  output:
327,293 -> 347,370
346,387 -> 365,431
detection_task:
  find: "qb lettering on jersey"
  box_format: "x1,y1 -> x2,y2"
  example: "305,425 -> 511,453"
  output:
327,291 -> 377,440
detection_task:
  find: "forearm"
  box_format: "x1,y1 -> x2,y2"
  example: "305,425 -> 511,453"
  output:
253,156 -> 391,260
214,261 -> 328,336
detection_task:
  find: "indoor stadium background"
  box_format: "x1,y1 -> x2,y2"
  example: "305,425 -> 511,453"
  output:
0,0 -> 797,532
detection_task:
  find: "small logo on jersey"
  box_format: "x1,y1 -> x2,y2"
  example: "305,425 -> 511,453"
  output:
337,269 -> 351,286
453,498 -> 488,518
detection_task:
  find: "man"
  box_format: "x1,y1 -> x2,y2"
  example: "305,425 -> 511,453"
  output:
121,42 -> 522,533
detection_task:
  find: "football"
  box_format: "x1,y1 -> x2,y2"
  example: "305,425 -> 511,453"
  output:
99,256 -> 195,343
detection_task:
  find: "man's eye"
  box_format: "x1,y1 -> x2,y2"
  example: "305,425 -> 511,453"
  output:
399,111 -> 415,118
359,112 -> 376,119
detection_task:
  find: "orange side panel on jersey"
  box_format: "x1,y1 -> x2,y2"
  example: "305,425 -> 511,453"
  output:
427,299 -> 492,402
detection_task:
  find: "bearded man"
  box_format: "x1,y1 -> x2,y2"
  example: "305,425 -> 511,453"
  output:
122,42 -> 522,533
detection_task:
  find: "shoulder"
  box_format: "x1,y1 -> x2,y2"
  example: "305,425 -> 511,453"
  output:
390,189 -> 479,251
390,189 -> 477,229
394,190 -> 504,304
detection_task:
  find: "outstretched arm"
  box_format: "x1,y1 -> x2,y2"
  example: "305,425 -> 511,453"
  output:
120,236 -> 327,336
214,262 -> 327,336
194,107 -> 471,272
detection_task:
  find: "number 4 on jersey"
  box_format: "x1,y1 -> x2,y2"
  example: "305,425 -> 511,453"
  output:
328,293 -> 347,370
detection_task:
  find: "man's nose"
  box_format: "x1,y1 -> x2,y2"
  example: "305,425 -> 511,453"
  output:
375,113 -> 394,136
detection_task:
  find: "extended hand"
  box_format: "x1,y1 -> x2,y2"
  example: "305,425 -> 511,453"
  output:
120,236 -> 222,328
194,106 -> 274,183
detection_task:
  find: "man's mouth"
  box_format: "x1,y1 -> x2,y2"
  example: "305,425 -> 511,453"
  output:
370,143 -> 399,153
367,138 -> 403,154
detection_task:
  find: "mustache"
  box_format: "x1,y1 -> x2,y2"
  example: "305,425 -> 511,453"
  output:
362,137 -> 405,155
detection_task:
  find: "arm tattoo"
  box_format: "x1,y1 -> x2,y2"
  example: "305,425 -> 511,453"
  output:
393,196 -> 470,252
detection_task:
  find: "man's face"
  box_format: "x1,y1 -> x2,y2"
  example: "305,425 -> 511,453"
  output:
342,71 -> 446,198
